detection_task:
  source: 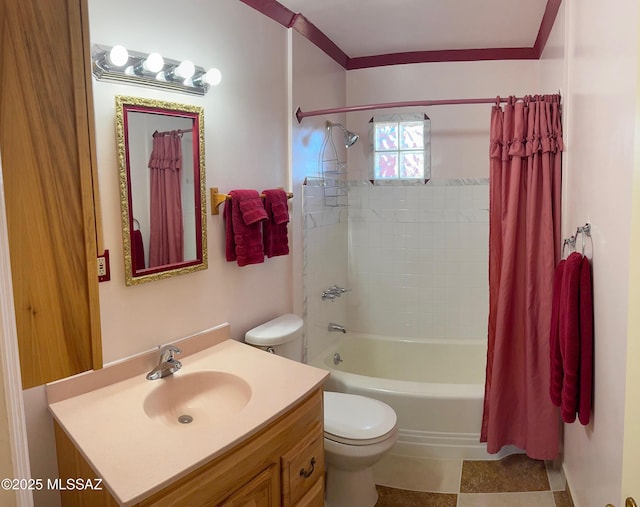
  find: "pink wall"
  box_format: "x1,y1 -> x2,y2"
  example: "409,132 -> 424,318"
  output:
553,0 -> 639,504
291,32 -> 349,360
345,60 -> 540,181
90,0 -> 293,363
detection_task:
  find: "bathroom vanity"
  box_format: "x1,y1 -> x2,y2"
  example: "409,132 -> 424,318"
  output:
47,324 -> 328,506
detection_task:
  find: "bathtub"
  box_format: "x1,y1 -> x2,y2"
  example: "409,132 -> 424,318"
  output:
309,333 -> 519,460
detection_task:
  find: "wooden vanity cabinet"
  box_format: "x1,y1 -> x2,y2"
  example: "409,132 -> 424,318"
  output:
54,389 -> 325,507
217,465 -> 279,506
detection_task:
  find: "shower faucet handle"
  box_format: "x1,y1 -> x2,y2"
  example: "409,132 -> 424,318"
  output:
321,290 -> 337,301
322,285 -> 351,301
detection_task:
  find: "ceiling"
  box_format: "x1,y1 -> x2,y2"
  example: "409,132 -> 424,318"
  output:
242,0 -> 561,69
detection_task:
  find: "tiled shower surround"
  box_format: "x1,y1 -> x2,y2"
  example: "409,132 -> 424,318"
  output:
347,179 -> 489,340
303,178 -> 349,361
303,178 -> 490,354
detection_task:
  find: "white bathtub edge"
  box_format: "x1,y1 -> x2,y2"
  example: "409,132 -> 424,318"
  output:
393,429 -> 523,461
307,334 -> 507,461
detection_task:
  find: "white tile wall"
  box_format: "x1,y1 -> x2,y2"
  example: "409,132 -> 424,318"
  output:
347,180 -> 489,341
303,179 -> 490,359
303,182 -> 349,360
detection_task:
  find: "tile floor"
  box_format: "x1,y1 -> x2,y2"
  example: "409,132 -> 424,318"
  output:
373,453 -> 574,507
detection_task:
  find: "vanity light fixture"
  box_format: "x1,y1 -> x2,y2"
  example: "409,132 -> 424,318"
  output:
91,44 -> 221,96
196,68 -> 222,87
169,60 -> 196,81
107,45 -> 129,67
93,44 -> 129,70
134,52 -> 165,75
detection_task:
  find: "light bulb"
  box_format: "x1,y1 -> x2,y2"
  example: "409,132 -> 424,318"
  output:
108,45 -> 129,67
143,53 -> 164,73
175,60 -> 195,80
203,68 -> 222,86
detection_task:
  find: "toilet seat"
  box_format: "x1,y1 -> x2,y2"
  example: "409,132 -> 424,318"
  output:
323,392 -> 397,446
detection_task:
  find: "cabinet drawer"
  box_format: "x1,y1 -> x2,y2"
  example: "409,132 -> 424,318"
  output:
281,423 -> 324,506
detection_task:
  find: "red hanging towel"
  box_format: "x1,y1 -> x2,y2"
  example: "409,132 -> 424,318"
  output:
578,255 -> 594,425
223,190 -> 267,266
549,258 -> 566,407
262,189 -> 290,258
559,252 -> 582,423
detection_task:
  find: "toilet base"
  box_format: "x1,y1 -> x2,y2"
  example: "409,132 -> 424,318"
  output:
325,465 -> 378,507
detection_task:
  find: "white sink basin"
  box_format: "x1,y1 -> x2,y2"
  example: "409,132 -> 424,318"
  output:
143,371 -> 252,427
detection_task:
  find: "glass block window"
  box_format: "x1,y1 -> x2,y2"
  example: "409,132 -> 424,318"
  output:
371,114 -> 430,183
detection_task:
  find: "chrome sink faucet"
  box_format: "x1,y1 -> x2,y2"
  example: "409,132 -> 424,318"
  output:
146,344 -> 182,380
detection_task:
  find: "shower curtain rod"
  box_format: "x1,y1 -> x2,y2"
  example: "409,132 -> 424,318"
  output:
152,128 -> 192,137
295,95 -> 558,123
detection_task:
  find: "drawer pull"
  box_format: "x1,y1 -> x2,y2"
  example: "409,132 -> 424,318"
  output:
299,457 -> 316,478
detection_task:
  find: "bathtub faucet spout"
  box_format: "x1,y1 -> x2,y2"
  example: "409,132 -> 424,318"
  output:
328,322 -> 346,333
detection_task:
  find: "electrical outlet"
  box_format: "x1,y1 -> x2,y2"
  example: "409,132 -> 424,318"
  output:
97,250 -> 110,282
97,258 -> 106,276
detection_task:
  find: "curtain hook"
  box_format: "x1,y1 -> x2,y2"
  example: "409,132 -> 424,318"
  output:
575,226 -> 586,255
582,223 -> 591,256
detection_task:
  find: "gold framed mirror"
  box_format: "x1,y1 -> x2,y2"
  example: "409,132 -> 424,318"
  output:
115,96 -> 207,285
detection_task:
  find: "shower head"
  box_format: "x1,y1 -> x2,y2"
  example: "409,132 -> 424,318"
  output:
327,122 -> 359,148
344,129 -> 359,148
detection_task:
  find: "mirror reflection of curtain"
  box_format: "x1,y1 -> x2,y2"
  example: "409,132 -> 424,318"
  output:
148,131 -> 184,267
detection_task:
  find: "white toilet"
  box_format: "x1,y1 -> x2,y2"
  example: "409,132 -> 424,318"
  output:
245,314 -> 398,507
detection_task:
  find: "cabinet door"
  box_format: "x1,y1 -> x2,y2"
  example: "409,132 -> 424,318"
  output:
218,465 -> 279,507
0,0 -> 102,388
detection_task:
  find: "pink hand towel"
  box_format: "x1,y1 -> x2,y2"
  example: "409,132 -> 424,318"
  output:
237,191 -> 268,225
262,189 -> 289,258
132,229 -> 146,271
578,256 -> 594,425
549,258 -> 565,407
223,200 -> 237,262
223,190 -> 267,266
559,252 -> 582,423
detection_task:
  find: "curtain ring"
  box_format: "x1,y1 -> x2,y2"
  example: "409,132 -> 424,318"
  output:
495,96 -> 502,107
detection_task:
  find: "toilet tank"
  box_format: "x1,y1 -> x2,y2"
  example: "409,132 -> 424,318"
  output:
244,314 -> 304,361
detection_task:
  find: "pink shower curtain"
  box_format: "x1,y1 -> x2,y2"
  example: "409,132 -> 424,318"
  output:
481,95 -> 563,460
148,131 -> 184,268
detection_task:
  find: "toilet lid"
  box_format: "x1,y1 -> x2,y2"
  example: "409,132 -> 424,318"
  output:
244,314 -> 302,346
323,392 -> 397,444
